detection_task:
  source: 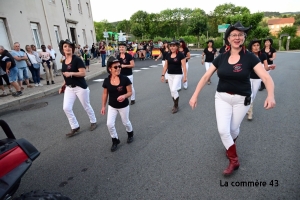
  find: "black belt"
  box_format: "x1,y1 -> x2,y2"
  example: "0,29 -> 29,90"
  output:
226,92 -> 235,95
67,84 -> 76,88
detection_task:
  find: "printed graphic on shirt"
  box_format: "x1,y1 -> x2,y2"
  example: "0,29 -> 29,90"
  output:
67,64 -> 72,70
233,64 -> 242,72
117,86 -> 123,92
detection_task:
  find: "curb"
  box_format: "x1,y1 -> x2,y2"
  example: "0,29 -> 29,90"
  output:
0,69 -> 107,112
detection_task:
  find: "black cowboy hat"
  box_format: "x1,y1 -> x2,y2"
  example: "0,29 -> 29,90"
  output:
248,38 -> 262,51
106,56 -> 120,73
224,21 -> 252,45
118,42 -> 127,46
263,38 -> 273,45
163,40 -> 168,44
59,39 -> 75,55
179,38 -> 185,43
206,39 -> 214,45
169,40 -> 180,45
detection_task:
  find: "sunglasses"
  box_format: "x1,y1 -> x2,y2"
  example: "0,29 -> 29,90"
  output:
112,65 -> 121,69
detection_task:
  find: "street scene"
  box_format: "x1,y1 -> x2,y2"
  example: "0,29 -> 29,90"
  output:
1,0 -> 300,199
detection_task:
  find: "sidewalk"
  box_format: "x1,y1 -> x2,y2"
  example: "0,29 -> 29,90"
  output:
0,59 -> 107,112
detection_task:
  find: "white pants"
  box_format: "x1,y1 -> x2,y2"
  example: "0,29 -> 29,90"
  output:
63,86 -> 97,129
182,62 -> 189,89
205,62 -> 211,71
250,78 -> 261,101
127,75 -> 135,101
215,92 -> 250,150
107,105 -> 133,138
162,60 -> 169,80
168,74 -> 182,99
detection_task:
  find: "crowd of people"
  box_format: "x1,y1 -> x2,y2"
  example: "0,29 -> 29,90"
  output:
0,21 -> 277,176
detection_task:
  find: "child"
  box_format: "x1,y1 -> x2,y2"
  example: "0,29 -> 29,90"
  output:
83,49 -> 91,72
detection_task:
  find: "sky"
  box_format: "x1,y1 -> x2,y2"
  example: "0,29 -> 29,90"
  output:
90,0 -> 300,22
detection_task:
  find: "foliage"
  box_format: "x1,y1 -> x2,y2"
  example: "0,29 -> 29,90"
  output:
187,8 -> 208,47
278,26 -> 298,37
116,20 -> 131,33
289,37 -> 300,50
94,20 -> 115,41
295,14 -> 300,26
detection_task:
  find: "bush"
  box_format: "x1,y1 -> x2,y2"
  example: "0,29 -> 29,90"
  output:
288,37 -> 300,50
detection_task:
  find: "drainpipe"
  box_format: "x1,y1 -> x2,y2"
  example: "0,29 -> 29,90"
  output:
60,0 -> 70,39
41,0 -> 53,46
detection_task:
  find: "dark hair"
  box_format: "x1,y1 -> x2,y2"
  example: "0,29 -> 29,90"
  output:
180,41 -> 187,49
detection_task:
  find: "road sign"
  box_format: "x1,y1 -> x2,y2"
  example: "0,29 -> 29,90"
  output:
218,24 -> 230,33
103,31 -> 109,38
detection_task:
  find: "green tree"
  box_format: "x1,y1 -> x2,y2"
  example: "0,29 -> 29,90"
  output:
130,11 -> 149,39
94,20 -> 115,41
116,20 -> 131,33
294,14 -> 300,26
187,8 -> 208,48
278,25 -> 298,37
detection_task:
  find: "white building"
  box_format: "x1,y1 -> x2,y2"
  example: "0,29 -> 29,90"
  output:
0,0 -> 96,70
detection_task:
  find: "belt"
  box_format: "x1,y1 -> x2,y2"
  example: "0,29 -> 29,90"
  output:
226,92 -> 235,95
67,85 -> 76,88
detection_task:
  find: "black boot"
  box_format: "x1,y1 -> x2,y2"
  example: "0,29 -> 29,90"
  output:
127,131 -> 134,143
259,82 -> 265,91
111,138 -> 120,152
172,97 -> 179,114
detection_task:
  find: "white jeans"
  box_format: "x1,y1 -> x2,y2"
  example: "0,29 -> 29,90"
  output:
168,74 -> 182,99
63,86 -> 97,129
107,105 -> 133,138
162,60 -> 169,80
205,62 -> 211,71
127,75 -> 135,100
215,92 -> 250,150
182,62 -> 189,89
250,78 -> 261,101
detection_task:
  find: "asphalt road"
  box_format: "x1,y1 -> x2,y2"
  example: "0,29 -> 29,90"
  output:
1,51 -> 300,200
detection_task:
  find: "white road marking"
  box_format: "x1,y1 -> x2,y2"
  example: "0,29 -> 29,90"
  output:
157,64 -> 163,66
133,70 -> 141,72
93,79 -> 104,82
141,68 -> 150,69
149,65 -> 158,68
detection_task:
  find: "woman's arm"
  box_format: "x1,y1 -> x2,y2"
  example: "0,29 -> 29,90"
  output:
100,88 -> 108,115
270,52 -> 276,61
161,60 -> 168,82
116,85 -> 132,102
181,59 -> 187,82
189,65 -> 217,109
63,68 -> 86,78
155,52 -> 162,61
263,60 -> 269,71
186,52 -> 191,60
122,60 -> 135,68
253,63 -> 276,109
201,53 -> 206,65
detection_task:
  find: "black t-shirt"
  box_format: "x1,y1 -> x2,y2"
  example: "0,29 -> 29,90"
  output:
117,53 -> 133,76
179,47 -> 190,63
250,52 -> 267,79
212,50 -> 261,96
204,47 -> 217,62
102,75 -> 132,109
62,55 -> 87,89
166,52 -> 185,74
261,47 -> 276,65
219,46 -> 226,54
0,50 -> 16,71
160,48 -> 169,60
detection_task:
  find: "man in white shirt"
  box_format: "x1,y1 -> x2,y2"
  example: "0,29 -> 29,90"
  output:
47,45 -> 61,76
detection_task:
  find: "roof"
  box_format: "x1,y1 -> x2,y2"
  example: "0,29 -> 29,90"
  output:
268,17 -> 295,25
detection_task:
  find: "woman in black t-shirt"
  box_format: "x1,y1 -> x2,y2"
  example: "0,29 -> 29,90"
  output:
101,56 -> 133,152
161,40 -> 187,114
155,40 -> 170,83
179,39 -> 191,90
117,42 -> 136,105
260,38 -> 277,91
189,22 -> 276,176
58,39 -> 97,137
247,39 -> 276,121
202,40 -> 217,85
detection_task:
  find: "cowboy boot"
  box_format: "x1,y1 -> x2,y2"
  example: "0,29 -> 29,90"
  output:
247,103 -> 253,121
127,131 -> 134,143
66,127 -> 80,137
111,138 -> 120,152
223,144 -> 240,176
172,97 -> 179,114
226,136 -> 238,158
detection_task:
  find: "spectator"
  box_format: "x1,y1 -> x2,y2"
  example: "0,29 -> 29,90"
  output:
47,45 -> 61,76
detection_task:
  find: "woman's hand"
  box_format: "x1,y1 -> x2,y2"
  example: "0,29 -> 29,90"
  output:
201,60 -> 204,65
264,96 -> 276,110
269,64 -> 276,70
189,95 -> 198,110
100,107 -> 106,115
183,76 -> 187,83
63,72 -> 72,77
161,76 -> 165,83
117,95 -> 126,102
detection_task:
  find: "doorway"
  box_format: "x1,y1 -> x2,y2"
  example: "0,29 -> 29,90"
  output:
70,28 -> 77,44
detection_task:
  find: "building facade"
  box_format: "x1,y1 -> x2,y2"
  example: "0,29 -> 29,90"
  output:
0,0 -> 95,69
267,17 -> 295,36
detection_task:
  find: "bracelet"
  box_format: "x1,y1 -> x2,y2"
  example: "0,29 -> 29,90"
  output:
161,75 -> 164,76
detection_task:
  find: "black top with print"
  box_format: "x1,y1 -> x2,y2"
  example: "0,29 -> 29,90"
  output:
179,47 -> 190,63
212,50 -> 261,96
219,46 -> 226,54
261,47 -> 276,65
160,48 -> 169,60
62,55 -> 87,89
102,75 -> 132,108
117,53 -> 133,76
204,47 -> 217,62
250,52 -> 267,79
166,52 -> 185,74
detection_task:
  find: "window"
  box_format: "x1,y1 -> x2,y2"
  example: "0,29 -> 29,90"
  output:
65,0 -> 71,10
48,0 -> 55,3
82,29 -> 87,45
86,2 -> 91,17
31,23 -> 42,49
54,26 -> 61,46
0,19 -> 11,50
77,0 -> 82,14
91,30 -> 93,42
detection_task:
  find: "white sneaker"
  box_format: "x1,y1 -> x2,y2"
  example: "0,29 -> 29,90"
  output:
35,83 -> 38,87
38,83 -> 43,86
9,89 -> 13,93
